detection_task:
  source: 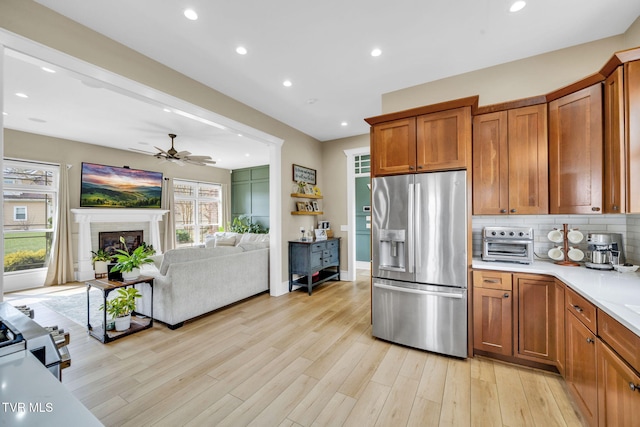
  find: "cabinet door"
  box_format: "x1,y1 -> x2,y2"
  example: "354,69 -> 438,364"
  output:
416,107 -> 470,171
371,118 -> 416,176
549,84 -> 603,214
514,274 -> 556,364
507,104 -> 548,214
627,60 -> 640,213
566,312 -> 598,427
472,111 -> 509,214
604,66 -> 626,213
473,287 -> 513,356
597,340 -> 640,427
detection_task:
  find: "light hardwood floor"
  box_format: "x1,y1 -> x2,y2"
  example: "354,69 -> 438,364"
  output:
5,271 -> 586,426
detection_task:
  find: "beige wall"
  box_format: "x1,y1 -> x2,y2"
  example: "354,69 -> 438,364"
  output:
0,0 -> 322,284
624,16 -> 640,47
382,36 -> 626,113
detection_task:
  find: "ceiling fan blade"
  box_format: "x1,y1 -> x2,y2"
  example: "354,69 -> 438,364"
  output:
184,155 -> 212,160
154,146 -> 170,156
129,147 -> 156,155
175,150 -> 191,157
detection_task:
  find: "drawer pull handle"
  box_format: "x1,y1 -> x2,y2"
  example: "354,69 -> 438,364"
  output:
630,383 -> 640,392
483,279 -> 500,283
573,305 -> 583,313
500,209 -> 507,213
586,337 -> 594,344
503,293 -> 510,298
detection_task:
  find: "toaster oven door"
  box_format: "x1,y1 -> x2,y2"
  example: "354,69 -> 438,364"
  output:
483,239 -> 533,263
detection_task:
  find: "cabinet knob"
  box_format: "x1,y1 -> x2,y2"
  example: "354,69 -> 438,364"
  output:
510,209 -> 516,213
586,337 -> 594,344
503,293 -> 510,298
630,382 -> 640,392
409,166 -> 414,170
591,207 -> 601,212
613,205 -> 619,211
500,209 -> 507,214
573,305 -> 583,313
417,165 -> 423,169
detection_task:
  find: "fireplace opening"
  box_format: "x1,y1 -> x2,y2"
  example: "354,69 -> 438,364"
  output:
99,230 -> 143,256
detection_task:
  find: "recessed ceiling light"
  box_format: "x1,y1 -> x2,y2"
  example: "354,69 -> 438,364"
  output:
509,1 -> 526,12
15,93 -> 28,98
236,46 -> 247,55
283,80 -> 292,87
163,108 -> 171,113
371,48 -> 382,57
245,153 -> 251,157
41,67 -> 55,73
341,121 -> 348,127
184,9 -> 198,20
237,133 -> 243,137
2,112 -> 8,116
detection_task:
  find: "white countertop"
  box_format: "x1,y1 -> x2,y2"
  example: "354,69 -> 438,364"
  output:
0,350 -> 103,426
472,258 -> 640,338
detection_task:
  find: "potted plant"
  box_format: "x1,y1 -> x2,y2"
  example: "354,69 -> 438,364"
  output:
100,287 -> 143,331
91,248 -> 112,278
110,236 -> 155,281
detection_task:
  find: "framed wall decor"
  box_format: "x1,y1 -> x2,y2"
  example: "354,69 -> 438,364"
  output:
292,164 -> 316,185
312,201 -> 319,211
296,202 -> 306,211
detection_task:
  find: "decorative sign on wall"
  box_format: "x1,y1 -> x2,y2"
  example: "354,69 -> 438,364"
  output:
292,164 -> 316,185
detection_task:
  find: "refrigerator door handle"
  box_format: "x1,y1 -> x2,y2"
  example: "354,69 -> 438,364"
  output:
408,183 -> 414,273
373,282 -> 464,299
414,183 -> 421,274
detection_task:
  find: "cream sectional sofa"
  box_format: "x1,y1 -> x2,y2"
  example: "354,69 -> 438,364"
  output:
137,233 -> 269,329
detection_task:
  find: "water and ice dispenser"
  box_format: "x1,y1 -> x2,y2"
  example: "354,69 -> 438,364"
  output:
378,229 -> 406,272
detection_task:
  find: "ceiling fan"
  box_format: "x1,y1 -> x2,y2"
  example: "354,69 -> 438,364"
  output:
153,133 -> 216,166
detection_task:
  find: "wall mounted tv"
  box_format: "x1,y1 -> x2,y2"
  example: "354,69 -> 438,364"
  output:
80,162 -> 163,208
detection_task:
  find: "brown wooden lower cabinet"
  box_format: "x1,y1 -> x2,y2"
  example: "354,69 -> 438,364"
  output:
473,286 -> 513,356
514,274 -> 556,364
565,311 -> 598,427
597,339 -> 640,427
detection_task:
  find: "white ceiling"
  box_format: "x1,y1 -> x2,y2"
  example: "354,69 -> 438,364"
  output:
4,1 -> 640,168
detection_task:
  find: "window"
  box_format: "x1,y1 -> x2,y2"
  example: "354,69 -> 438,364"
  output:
355,154 -> 370,175
173,179 -> 222,247
13,206 -> 27,221
3,160 -> 59,272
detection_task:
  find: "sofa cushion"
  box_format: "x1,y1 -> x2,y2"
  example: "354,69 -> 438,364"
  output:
160,246 -> 243,275
238,233 -> 270,244
238,242 -> 270,252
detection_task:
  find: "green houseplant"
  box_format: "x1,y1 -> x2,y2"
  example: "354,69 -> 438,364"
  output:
109,236 -> 155,281
100,287 -> 143,331
91,248 -> 112,277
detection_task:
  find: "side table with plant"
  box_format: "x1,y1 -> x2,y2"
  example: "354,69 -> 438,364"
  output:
100,287 -> 143,331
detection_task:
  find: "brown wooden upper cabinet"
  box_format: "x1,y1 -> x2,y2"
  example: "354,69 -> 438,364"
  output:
548,84 -> 603,214
604,60 -> 640,214
473,104 -> 548,215
370,106 -> 472,176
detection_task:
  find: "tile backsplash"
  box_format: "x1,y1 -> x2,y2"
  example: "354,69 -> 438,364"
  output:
472,214 -> 640,265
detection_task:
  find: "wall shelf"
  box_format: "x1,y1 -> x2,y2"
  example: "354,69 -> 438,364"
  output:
291,211 -> 324,216
290,193 -> 322,199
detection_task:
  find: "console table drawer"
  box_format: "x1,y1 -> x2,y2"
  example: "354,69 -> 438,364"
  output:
311,242 -> 326,252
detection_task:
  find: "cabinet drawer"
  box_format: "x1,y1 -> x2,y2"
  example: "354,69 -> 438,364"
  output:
473,270 -> 512,290
598,309 -> 640,373
566,287 -> 597,333
326,240 -> 338,250
311,242 -> 326,252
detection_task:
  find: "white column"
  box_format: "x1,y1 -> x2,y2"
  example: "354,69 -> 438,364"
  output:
75,217 -> 95,281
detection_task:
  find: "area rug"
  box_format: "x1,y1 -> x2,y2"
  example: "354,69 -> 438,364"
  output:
40,289 -> 105,328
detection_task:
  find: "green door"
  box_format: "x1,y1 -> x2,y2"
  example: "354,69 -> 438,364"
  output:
355,176 -> 371,262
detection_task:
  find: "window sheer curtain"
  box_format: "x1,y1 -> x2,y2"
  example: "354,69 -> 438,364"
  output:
222,183 -> 230,230
162,177 -> 175,252
45,164 -> 74,285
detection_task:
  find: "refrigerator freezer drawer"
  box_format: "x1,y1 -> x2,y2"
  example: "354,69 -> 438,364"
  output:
372,279 -> 468,358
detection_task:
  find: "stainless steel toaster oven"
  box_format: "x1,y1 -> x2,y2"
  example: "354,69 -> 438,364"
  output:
482,226 -> 534,264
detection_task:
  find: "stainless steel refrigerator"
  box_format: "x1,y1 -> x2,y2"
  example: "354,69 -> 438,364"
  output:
371,170 -> 468,358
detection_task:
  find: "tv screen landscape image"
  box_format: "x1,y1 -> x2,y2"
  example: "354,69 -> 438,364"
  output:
80,162 -> 163,208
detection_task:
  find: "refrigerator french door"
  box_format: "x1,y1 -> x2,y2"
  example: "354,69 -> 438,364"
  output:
371,170 -> 468,358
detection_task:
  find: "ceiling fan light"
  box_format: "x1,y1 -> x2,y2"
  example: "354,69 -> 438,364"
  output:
509,1 -> 526,13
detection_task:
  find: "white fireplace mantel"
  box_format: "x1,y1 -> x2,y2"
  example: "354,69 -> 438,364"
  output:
71,208 -> 168,281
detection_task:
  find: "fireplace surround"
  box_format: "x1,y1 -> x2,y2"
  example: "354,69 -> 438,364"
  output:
71,208 -> 168,281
